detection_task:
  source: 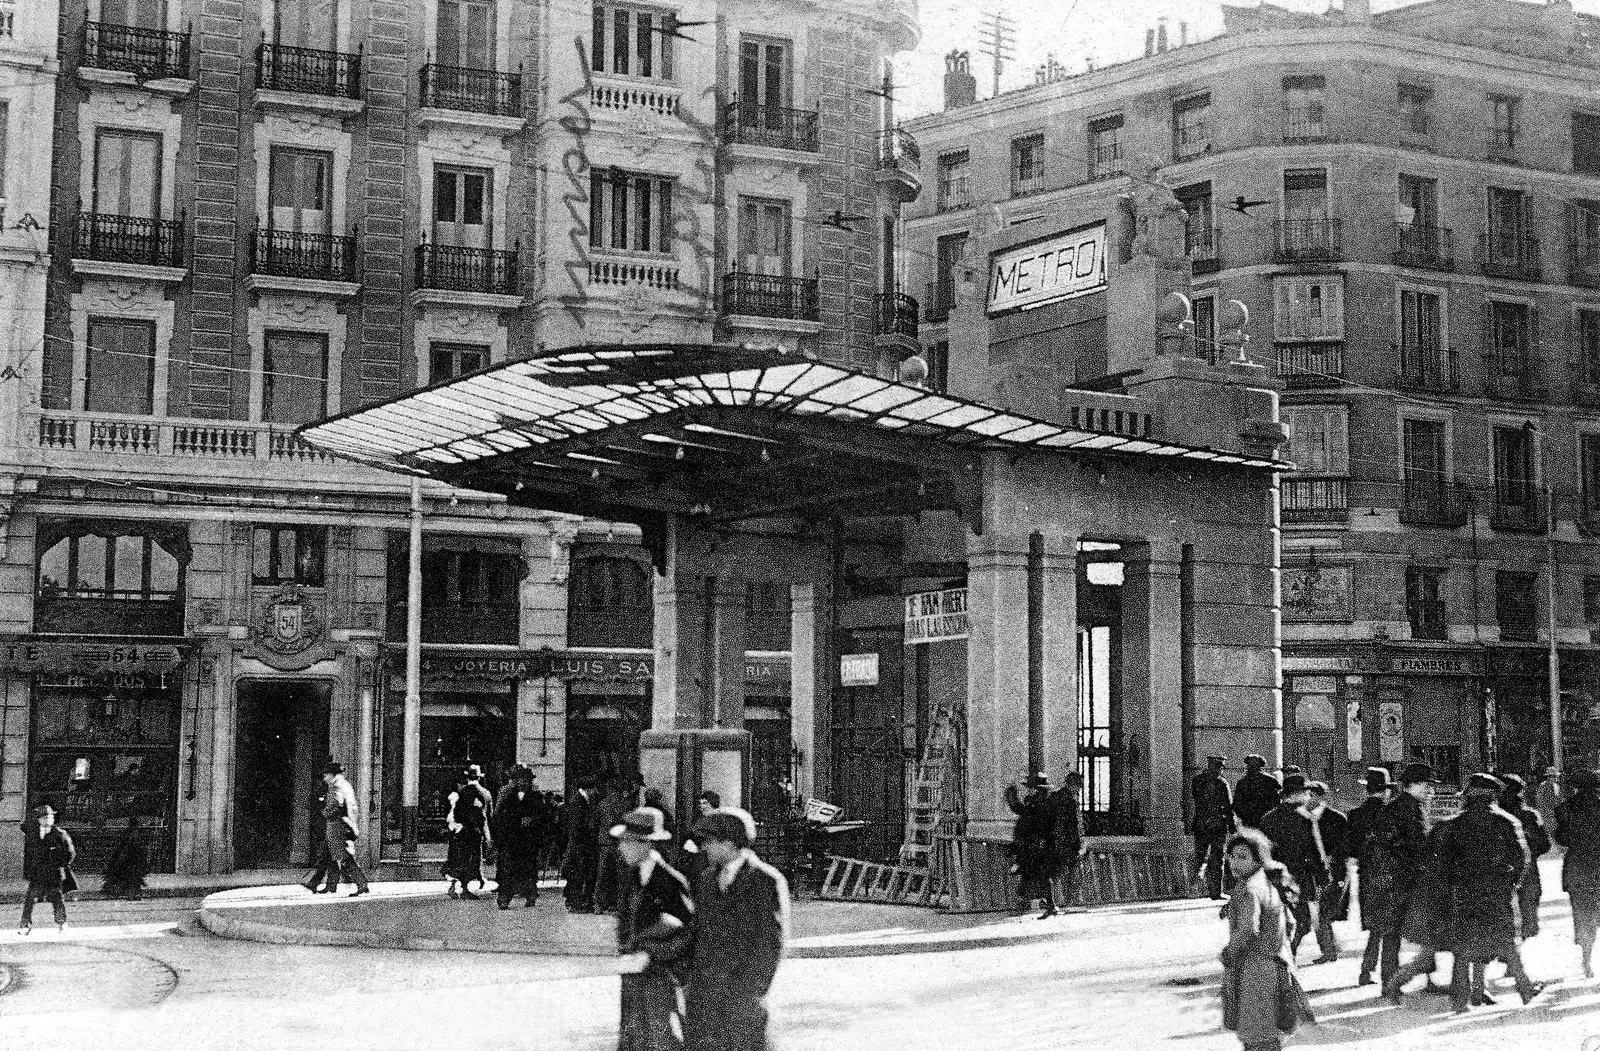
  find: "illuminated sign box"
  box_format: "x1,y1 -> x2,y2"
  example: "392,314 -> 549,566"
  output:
986,222 -> 1107,316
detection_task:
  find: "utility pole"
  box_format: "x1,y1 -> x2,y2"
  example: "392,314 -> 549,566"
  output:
1546,481 -> 1565,772
977,10 -> 1016,100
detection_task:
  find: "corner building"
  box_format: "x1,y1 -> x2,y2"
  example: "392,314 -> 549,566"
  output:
907,0 -> 1600,811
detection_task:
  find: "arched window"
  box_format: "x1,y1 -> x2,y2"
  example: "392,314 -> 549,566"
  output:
568,551 -> 653,649
35,521 -> 188,635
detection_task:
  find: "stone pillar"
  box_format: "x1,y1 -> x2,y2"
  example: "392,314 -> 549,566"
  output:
1039,534 -> 1078,786
1123,543 -> 1186,843
653,524 -> 708,732
790,580 -> 831,800
710,577 -> 747,730
518,677 -> 567,789
965,532 -> 1031,839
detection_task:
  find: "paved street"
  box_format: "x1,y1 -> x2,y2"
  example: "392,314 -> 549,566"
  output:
1,865 -> 1597,1051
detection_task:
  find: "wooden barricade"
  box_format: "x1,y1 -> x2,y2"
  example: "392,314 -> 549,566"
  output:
931,834 -> 1190,913
819,854 -> 948,906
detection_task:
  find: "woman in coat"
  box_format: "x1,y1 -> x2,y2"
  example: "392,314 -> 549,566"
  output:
1219,828 -> 1312,1051
1555,767 -> 1600,977
1498,773 -> 1551,940
443,771 -> 490,899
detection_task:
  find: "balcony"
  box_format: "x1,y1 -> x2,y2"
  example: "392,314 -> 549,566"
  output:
414,243 -> 519,297
876,127 -> 921,203
1274,218 -> 1342,263
722,272 -> 819,323
1400,480 -> 1471,528
251,227 -> 358,285
1188,224 -> 1221,275
1396,344 -> 1459,393
1281,477 -> 1348,523
1479,233 -> 1541,281
35,595 -> 184,637
1282,105 -> 1327,142
1408,600 -> 1448,642
72,211 -> 185,276
872,292 -> 919,340
79,20 -> 191,81
723,100 -> 820,154
1489,489 -> 1547,533
1087,146 -> 1123,182
418,62 -> 521,119
1275,342 -> 1343,388
257,41 -> 361,100
567,607 -> 652,650
1483,358 -> 1546,402
1393,223 -> 1455,270
36,411 -> 335,465
1571,240 -> 1600,289
388,601 -> 519,645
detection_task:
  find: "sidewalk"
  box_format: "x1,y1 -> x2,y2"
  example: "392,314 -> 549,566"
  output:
198,880 -> 1090,960
0,868 -> 311,905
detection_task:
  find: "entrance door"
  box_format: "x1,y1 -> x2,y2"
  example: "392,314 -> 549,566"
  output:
1287,694 -> 1338,787
830,627 -> 908,863
233,680 -> 331,869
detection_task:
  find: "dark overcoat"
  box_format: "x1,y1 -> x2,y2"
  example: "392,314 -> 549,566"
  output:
1399,825 -> 1453,950
1190,772 -> 1234,836
493,785 -> 547,887
1347,796 -> 1388,931
1365,792 -> 1430,934
1433,804 -> 1528,961
20,822 -> 77,893
617,854 -> 695,1051
685,853 -> 789,1051
1004,785 -> 1058,879
1232,771 -> 1281,829
1048,787 -> 1084,866
563,790 -> 600,877
1556,795 -> 1600,895
1259,804 -> 1323,888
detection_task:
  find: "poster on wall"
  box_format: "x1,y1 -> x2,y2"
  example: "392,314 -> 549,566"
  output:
1346,700 -> 1364,762
986,222 -> 1107,315
1379,701 -> 1404,762
904,588 -> 969,644
1282,566 -> 1352,621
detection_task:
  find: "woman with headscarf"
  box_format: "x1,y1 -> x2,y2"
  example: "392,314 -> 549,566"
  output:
1555,767 -> 1600,977
1219,828 -> 1313,1051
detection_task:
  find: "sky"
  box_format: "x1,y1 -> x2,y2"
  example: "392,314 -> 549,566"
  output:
897,0 -> 1600,118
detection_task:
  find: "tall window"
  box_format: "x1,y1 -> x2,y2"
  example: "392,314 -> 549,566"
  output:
588,169 -> 673,254
430,342 -> 487,382
1010,134 -> 1044,197
1493,424 -> 1536,506
1281,406 -> 1348,475
433,166 -> 490,249
268,148 -> 331,235
936,150 -> 970,211
436,0 -> 494,69
1172,93 -> 1211,160
93,130 -> 160,218
1572,199 -> 1600,270
1487,301 -> 1532,377
1283,76 -> 1326,139
592,3 -> 674,80
1283,168 -> 1328,222
1576,112 -> 1600,175
1274,275 -> 1344,341
737,197 -> 790,276
567,552 -> 653,649
738,36 -> 790,110
1582,433 -> 1600,517
1398,83 -> 1432,135
1496,571 -> 1538,641
931,232 -> 967,317
1492,95 -> 1520,154
85,318 -> 155,415
101,0 -> 164,27
1088,115 -> 1123,180
1397,174 -> 1438,230
1177,182 -> 1214,258
252,525 -> 326,586
1580,309 -> 1600,386
1400,289 -> 1444,364
263,331 -> 328,425
1406,567 -> 1446,641
274,0 -> 336,50
1488,187 -> 1528,255
38,531 -> 180,602
1402,418 -> 1447,500
1191,294 -> 1216,361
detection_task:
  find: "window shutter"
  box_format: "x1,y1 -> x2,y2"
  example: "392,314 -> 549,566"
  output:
1274,278 -> 1294,340
1325,408 -> 1349,474
1325,277 -> 1345,341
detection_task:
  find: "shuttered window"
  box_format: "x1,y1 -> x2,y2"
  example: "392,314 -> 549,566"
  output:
85,318 -> 156,415
1273,275 -> 1344,341
1281,406 -> 1348,474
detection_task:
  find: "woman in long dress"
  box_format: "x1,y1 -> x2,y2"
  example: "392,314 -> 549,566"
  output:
1555,768 -> 1600,977
1220,828 -> 1313,1051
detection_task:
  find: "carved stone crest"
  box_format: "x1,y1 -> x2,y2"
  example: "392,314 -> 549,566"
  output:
254,585 -> 324,655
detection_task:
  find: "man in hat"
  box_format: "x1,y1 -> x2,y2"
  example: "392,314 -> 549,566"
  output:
18,804 -> 76,934
320,762 -> 370,896
1348,766 -> 1396,984
1498,773 -> 1550,940
1004,773 -> 1059,918
1189,756 -> 1235,900
684,807 -> 789,1051
1232,754 -> 1280,830
494,764 -> 548,909
563,777 -> 600,912
1303,780 -> 1351,964
1381,762 -> 1450,1002
1259,773 -> 1322,959
613,806 -> 694,1050
1049,771 -> 1087,911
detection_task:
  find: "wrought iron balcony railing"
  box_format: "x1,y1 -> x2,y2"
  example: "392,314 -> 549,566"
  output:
1275,343 -> 1343,388
879,126 -> 921,169
723,100 -> 820,153
872,292 -> 919,340
722,271 -> 819,322
1397,344 -> 1459,393
1188,224 -> 1220,274
1489,489 -> 1547,533
419,62 -> 521,117
1281,477 -> 1348,523
1282,105 -> 1327,142
1173,121 -> 1211,160
1400,479 -> 1471,528
1274,218 -> 1342,262
414,243 -> 519,296
80,19 -> 191,80
252,227 -> 357,282
1480,233 -> 1541,280
73,211 -> 185,267
257,41 -> 361,98
1483,357 -> 1546,402
1393,223 -> 1454,270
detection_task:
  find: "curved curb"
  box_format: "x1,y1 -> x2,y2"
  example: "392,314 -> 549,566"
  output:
0,963 -> 13,995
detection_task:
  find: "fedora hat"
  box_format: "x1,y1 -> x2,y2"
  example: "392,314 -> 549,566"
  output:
1281,773 -> 1309,795
1023,772 -> 1053,790
1243,754 -> 1266,769
1206,755 -> 1228,768
1466,772 -> 1504,794
611,806 -> 672,842
30,804 -> 54,818
693,807 -> 757,849
1363,767 -> 1392,793
1400,761 -> 1438,785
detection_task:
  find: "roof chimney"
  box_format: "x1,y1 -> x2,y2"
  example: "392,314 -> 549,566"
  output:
944,50 -> 976,109
1345,0 -> 1371,22
1144,28 -> 1155,57
1157,17 -> 1169,53
1179,21 -> 1189,46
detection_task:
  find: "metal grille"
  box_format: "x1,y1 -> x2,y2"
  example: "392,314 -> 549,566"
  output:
73,212 -> 185,267
258,42 -> 361,98
81,20 -> 190,79
415,243 -> 519,295
253,228 -> 357,282
721,272 -> 819,322
419,62 -> 521,117
723,101 -> 820,152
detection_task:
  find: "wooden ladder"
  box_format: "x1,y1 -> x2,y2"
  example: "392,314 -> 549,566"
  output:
898,705 -> 959,868
821,854 -> 946,906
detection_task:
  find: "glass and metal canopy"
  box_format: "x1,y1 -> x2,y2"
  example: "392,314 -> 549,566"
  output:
298,344 -> 1284,525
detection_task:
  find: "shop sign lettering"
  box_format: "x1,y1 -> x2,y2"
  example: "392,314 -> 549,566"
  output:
987,223 -> 1107,315
0,637 -> 186,675
905,587 -> 969,645
406,650 -> 788,686
1390,655 -> 1478,676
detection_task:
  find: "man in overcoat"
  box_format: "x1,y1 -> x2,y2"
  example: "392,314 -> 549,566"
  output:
1303,781 -> 1351,964
1347,766 -> 1395,984
614,806 -> 695,1051
1498,773 -> 1550,939
320,762 -> 370,896
19,804 -> 76,933
1380,762 -> 1449,1001
1004,773 -> 1059,917
1258,773 -> 1321,959
1231,754 -> 1280,830
494,765 -> 547,908
1049,771 -> 1087,910
564,780 -> 600,912
684,808 -> 789,1051
1189,755 -> 1235,900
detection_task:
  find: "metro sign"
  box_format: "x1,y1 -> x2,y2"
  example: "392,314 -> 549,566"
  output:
986,222 -> 1107,315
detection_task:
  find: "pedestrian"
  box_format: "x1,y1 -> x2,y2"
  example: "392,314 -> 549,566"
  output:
102,817 -> 153,900
1536,766 -> 1564,843
1050,771 -> 1087,911
1218,828 -> 1314,1051
319,762 -> 371,897
643,787 -> 676,848
1432,772 -> 1544,1012
493,765 -> 546,909
1555,767 -> 1600,977
1232,755 -> 1281,830
444,766 -> 493,899
1381,763 -> 1453,1003
301,782 -> 336,893
1497,773 -> 1550,940
545,791 -> 567,878
684,807 -> 789,1051
680,790 -> 721,887
18,804 -> 76,934
614,806 -> 695,1051
1347,766 -> 1395,985
595,779 -> 633,914
1303,781 -> 1350,965
1190,755 -> 1236,900
564,779 -> 600,913
1257,774 -> 1320,961
1004,772 -> 1059,918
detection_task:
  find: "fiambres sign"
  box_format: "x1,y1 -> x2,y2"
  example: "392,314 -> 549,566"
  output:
986,222 -> 1107,315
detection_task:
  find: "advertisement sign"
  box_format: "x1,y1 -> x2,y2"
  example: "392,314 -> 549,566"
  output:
1346,700 -> 1364,762
986,222 -> 1107,315
840,653 -> 880,686
1378,701 -> 1404,762
904,587 -> 969,645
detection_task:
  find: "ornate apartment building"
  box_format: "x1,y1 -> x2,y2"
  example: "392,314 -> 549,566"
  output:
0,0 -> 918,878
905,0 -> 1600,811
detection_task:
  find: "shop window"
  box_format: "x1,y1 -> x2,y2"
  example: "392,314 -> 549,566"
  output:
1406,567 -> 1446,641
1496,570 -> 1538,642
252,525 -> 326,587
1410,744 -> 1460,787
592,2 -> 674,80
567,549 -> 653,649
36,523 -> 186,636
746,579 -> 791,651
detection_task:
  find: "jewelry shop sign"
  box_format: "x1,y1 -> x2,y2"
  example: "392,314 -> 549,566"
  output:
905,587 -> 969,645
0,637 -> 187,685
986,222 -> 1107,315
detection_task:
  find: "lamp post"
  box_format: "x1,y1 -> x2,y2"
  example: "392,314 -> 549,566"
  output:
401,477 -> 424,860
